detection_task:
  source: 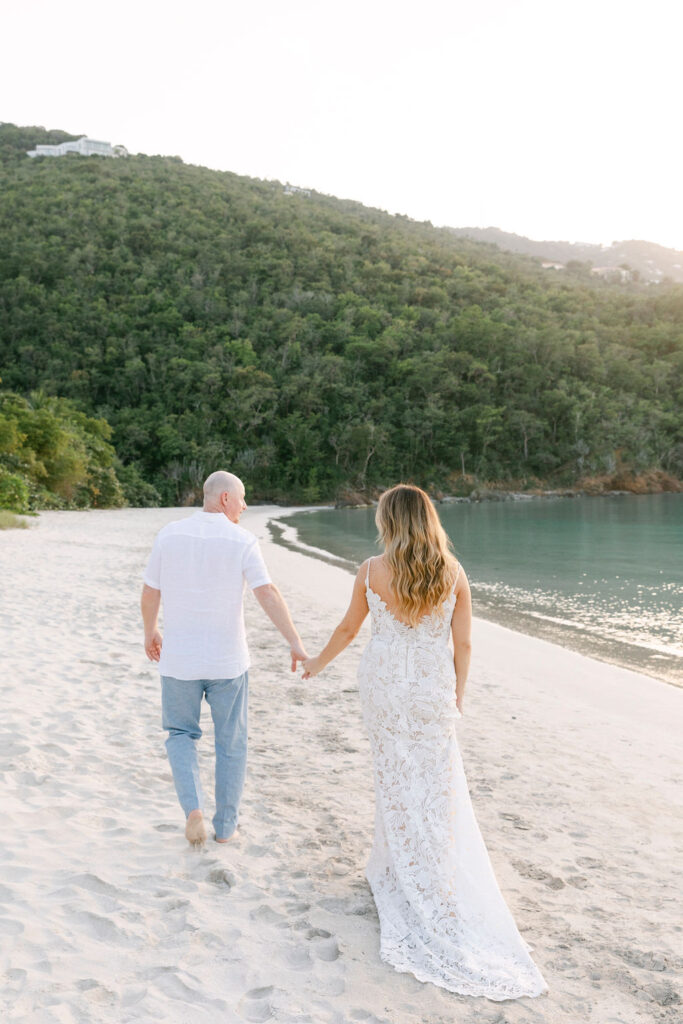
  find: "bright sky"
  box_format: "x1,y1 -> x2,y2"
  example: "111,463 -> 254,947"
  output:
4,0 -> 682,249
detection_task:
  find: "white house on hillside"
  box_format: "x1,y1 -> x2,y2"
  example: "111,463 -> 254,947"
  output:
283,183 -> 311,197
590,265 -> 632,282
27,137 -> 128,158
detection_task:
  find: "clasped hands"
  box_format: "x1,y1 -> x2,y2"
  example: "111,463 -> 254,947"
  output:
290,642 -> 322,679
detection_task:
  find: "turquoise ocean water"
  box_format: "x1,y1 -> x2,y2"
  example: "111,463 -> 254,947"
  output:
275,494 -> 683,686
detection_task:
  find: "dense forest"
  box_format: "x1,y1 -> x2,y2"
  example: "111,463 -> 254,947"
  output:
0,390 -> 124,512
0,122 -> 681,508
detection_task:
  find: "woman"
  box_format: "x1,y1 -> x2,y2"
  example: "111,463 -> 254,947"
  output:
302,484 -> 548,1000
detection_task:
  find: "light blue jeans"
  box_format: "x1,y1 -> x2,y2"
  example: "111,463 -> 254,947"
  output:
161,673 -> 248,840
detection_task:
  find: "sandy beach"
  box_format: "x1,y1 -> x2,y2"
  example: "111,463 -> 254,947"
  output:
1,505 -> 681,1024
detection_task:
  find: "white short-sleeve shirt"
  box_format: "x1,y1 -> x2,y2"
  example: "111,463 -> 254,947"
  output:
143,510 -> 271,680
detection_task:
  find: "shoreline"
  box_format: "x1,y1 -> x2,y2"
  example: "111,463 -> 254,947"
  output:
1,507 -> 681,1023
268,505 -> 683,689
4,468 -> 681,521
329,474 -> 683,509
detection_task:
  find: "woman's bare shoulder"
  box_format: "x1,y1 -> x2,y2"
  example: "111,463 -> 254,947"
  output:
454,561 -> 470,592
364,554 -> 394,596
355,556 -> 376,584
369,554 -> 392,578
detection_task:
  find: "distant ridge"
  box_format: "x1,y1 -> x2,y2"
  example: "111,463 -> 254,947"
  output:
446,227 -> 683,284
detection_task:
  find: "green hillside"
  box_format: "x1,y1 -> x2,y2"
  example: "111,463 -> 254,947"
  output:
1,123 -> 681,506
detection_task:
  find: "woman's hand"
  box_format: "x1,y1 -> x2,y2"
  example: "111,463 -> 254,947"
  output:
456,693 -> 465,715
302,656 -> 323,679
299,563 -> 370,681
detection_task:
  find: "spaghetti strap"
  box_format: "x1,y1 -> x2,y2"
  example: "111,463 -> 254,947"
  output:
365,556 -> 373,589
453,561 -> 461,594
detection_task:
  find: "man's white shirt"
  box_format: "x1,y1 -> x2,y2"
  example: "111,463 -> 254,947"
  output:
143,510 -> 271,680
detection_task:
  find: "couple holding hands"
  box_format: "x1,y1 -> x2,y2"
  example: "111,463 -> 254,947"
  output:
140,470 -> 547,1001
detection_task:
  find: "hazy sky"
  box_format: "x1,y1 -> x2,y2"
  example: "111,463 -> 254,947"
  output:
4,0 -> 682,248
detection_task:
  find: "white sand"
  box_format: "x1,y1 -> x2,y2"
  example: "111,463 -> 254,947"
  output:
1,506 -> 681,1024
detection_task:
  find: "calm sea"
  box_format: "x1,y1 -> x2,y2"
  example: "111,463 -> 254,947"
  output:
275,494 -> 683,686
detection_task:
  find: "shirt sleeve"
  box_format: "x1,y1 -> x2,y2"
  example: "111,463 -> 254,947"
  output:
142,533 -> 163,589
242,538 -> 271,589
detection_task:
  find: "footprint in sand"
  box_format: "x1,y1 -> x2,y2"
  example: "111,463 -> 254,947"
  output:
161,897 -> 190,911
238,985 -> 275,1022
319,895 -> 374,916
566,874 -> 590,889
152,970 -> 228,1009
284,900 -> 310,915
120,985 -> 147,1008
3,967 -> 27,997
249,904 -> 285,924
617,947 -> 669,972
499,811 -> 531,830
512,859 -> 565,890
327,858 -> 354,877
577,856 -> 604,869
305,927 -> 340,961
246,844 -> 269,858
642,980 -> 680,1006
70,910 -> 134,946
206,867 -> 236,889
81,982 -> 117,1006
68,873 -> 122,898
284,944 -> 313,969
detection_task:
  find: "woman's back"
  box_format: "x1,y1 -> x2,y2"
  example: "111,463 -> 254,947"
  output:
364,554 -> 458,645
359,554 -> 461,725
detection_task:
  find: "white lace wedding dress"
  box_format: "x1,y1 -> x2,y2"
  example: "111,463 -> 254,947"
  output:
357,559 -> 548,1001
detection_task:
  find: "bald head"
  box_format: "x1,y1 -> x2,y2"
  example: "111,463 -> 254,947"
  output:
203,471 -> 245,518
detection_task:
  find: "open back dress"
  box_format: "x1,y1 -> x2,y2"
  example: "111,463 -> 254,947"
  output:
357,557 -> 548,1001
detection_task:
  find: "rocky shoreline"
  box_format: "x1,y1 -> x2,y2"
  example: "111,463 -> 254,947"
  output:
334,471 -> 682,508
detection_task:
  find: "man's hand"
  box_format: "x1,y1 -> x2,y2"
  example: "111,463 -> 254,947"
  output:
145,630 -> 163,662
253,584 -> 309,673
290,640 -> 309,672
141,584 -> 162,662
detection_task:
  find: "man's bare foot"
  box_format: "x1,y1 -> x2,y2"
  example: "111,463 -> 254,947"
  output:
215,829 -> 238,844
185,810 -> 207,847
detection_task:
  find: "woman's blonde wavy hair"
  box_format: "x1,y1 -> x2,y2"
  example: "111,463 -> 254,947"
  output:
375,484 -> 458,626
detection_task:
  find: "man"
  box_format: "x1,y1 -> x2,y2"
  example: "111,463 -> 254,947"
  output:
141,470 -> 308,847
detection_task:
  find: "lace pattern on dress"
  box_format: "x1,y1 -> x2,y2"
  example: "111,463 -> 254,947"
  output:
357,557 -> 548,1001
